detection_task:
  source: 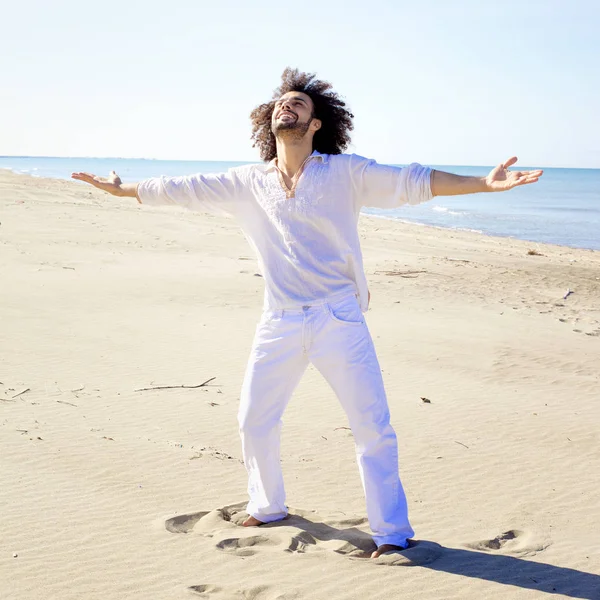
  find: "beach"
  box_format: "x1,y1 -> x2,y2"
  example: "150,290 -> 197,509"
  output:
1,169 -> 599,599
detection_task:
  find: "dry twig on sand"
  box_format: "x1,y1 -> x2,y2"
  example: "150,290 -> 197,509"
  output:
374,270 -> 427,278
134,377 -> 216,392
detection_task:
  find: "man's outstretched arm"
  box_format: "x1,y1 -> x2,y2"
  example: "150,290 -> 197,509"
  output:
431,157 -> 543,197
71,171 -> 141,202
72,168 -> 241,217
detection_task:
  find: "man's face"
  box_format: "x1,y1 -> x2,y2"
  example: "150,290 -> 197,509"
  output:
272,91 -> 320,137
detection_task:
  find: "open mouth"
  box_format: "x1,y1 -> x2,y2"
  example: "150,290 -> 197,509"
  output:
279,111 -> 297,120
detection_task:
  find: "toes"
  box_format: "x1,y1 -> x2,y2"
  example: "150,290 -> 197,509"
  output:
371,544 -> 406,558
242,516 -> 265,527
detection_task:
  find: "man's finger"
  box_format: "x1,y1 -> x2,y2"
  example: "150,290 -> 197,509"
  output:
516,169 -> 543,177
71,172 -> 99,182
516,176 -> 539,186
502,156 -> 518,169
71,172 -> 110,188
71,173 -> 92,182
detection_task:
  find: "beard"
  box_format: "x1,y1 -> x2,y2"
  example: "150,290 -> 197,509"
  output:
272,116 -> 313,141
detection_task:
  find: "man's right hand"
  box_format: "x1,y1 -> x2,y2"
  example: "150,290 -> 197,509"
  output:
71,170 -> 140,200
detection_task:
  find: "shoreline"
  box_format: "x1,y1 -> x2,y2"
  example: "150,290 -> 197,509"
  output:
3,168 -> 599,254
364,211 -> 600,254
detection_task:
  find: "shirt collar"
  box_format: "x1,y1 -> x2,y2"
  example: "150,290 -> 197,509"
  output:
263,150 -> 328,172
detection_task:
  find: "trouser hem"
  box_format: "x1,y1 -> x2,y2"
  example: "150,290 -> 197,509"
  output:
372,534 -> 412,549
248,508 -> 288,523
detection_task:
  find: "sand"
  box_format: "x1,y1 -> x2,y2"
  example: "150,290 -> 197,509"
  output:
1,169 -> 599,600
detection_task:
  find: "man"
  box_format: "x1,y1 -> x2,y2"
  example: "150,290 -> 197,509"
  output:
72,68 -> 542,558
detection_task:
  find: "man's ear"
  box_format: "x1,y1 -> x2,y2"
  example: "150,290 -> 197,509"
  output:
311,118 -> 322,132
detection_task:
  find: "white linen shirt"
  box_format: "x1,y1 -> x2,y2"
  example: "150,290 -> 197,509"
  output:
137,151 -> 433,312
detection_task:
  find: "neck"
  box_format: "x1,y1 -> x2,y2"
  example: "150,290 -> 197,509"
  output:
275,137 -> 314,178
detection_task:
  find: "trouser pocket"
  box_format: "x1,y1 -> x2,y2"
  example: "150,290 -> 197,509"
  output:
326,296 -> 364,325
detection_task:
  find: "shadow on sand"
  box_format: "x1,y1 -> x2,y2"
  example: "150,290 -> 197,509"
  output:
424,546 -> 599,599
269,515 -> 600,599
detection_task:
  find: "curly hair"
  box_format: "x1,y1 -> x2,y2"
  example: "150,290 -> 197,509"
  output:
250,68 -> 354,162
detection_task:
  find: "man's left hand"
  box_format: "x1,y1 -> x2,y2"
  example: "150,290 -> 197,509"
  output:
485,157 -> 543,192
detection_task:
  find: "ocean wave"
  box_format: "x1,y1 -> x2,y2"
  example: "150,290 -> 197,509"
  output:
18,168 -> 42,178
431,205 -> 462,216
538,205 -> 600,214
0,165 -> 62,180
366,212 -> 483,234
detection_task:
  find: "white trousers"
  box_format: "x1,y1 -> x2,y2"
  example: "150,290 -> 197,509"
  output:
238,293 -> 414,548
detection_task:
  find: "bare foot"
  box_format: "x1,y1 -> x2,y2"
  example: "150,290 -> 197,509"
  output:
242,516 -> 265,527
371,544 -> 406,558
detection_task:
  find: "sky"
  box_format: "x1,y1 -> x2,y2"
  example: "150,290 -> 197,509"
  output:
2,0 -> 599,168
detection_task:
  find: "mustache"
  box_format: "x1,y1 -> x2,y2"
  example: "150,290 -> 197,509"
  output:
277,109 -> 298,118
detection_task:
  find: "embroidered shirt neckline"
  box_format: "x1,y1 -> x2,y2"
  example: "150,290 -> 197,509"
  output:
275,154 -> 315,199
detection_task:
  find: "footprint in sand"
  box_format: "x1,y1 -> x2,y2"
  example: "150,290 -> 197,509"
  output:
466,529 -> 551,556
189,583 -> 298,599
188,584 -> 222,597
165,502 -> 442,566
165,502 -> 247,537
216,535 -> 280,557
165,511 -> 210,534
285,531 -> 317,553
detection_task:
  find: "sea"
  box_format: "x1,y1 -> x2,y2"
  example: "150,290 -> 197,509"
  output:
1,156 -> 599,251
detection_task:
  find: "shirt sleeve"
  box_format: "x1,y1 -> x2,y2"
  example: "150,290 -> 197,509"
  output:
137,168 -> 243,217
348,154 -> 433,209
